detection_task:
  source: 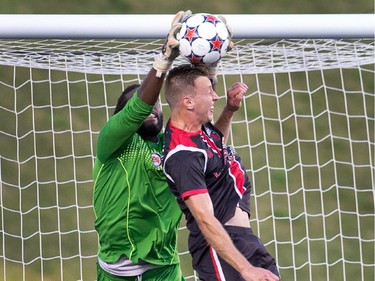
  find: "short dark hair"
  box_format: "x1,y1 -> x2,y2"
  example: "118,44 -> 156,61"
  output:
165,64 -> 208,106
166,64 -> 208,88
113,84 -> 140,115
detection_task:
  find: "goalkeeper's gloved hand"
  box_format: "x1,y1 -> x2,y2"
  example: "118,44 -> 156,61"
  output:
153,10 -> 192,77
199,15 -> 233,84
204,62 -> 220,85
217,15 -> 234,52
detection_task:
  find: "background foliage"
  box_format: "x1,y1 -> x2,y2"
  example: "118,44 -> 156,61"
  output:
0,0 -> 373,14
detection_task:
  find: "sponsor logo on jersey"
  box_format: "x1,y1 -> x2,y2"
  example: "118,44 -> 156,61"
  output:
151,152 -> 162,167
205,127 -> 221,141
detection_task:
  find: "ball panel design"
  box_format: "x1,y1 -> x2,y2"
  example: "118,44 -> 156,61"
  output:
179,38 -> 192,57
202,51 -> 221,64
215,22 -> 229,39
185,14 -> 205,27
191,38 -> 211,56
197,22 -> 217,39
178,13 -> 230,65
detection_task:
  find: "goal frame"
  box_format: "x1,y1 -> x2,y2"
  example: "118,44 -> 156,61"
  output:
0,14 -> 374,39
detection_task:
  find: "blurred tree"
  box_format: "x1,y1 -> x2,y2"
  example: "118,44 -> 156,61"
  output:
0,0 -> 373,14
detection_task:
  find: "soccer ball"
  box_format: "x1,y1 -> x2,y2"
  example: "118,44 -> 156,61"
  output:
177,13 -> 230,65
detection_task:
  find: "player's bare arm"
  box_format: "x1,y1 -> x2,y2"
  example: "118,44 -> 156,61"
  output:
185,193 -> 279,281
214,82 -> 248,142
138,10 -> 191,106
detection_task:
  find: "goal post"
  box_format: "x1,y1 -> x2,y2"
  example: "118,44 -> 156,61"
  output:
0,14 -> 374,281
0,14 -> 374,39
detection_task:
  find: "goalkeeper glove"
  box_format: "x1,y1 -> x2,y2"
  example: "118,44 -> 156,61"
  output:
203,15 -> 234,84
204,62 -> 220,85
153,10 -> 192,77
217,15 -> 234,52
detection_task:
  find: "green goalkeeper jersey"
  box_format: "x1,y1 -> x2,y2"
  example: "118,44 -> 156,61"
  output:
93,92 -> 182,265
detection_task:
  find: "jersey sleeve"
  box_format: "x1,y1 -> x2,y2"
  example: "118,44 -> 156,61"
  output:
238,172 -> 251,216
233,151 -> 251,216
96,92 -> 153,162
164,148 -> 208,200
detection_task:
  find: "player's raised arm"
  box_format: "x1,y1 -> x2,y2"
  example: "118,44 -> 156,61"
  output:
138,10 -> 191,106
214,82 -> 248,142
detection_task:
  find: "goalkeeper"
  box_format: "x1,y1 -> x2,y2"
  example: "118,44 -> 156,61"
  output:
92,11 -> 189,281
93,10 -> 239,281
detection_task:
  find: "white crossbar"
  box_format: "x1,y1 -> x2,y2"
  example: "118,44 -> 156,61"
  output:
0,14 -> 374,39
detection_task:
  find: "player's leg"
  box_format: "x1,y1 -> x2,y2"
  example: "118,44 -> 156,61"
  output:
225,225 -> 281,278
191,244 -> 242,281
191,226 -> 280,280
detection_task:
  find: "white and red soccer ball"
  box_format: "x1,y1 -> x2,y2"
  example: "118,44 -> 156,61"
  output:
177,13 -> 231,65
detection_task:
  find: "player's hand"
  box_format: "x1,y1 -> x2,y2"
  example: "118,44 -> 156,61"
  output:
162,10 -> 191,61
217,15 -> 234,52
197,15 -> 233,83
153,10 -> 192,77
241,265 -> 280,281
226,82 -> 248,112
202,61 -> 220,84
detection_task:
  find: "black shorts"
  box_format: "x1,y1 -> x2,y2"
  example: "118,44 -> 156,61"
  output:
193,226 -> 280,281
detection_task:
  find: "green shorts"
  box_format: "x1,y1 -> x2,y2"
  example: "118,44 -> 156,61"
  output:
97,262 -> 185,281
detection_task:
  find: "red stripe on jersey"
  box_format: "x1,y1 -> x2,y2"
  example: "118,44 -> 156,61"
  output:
229,158 -> 246,196
201,132 -> 222,157
169,122 -> 200,150
181,188 -> 208,200
209,246 -> 226,281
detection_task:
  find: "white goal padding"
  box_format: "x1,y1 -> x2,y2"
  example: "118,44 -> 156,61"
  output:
0,14 -> 374,39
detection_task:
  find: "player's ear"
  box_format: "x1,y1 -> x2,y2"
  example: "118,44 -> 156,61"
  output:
183,97 -> 194,110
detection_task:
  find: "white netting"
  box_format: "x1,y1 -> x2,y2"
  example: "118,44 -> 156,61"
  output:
0,39 -> 373,74
0,38 -> 374,281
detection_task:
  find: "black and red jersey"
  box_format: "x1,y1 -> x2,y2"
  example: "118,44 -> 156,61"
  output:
163,120 -> 251,242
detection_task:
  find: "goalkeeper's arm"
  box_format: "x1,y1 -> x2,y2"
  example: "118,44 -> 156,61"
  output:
138,10 -> 191,106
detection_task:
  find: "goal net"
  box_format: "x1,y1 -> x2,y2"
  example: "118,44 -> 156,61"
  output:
0,37 -> 374,281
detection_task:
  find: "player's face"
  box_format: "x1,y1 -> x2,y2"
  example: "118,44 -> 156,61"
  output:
121,88 -> 163,139
137,99 -> 164,138
192,76 -> 219,123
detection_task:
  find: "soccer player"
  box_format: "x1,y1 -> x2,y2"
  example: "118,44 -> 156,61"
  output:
93,10 -> 238,281
92,11 -> 190,281
163,64 -> 281,281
